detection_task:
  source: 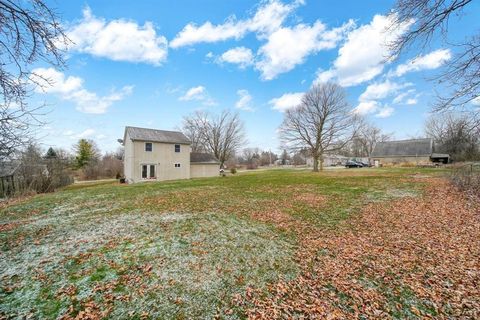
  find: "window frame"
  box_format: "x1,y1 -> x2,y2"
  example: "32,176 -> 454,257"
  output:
145,142 -> 153,152
174,163 -> 181,168
141,164 -> 156,179
174,144 -> 180,153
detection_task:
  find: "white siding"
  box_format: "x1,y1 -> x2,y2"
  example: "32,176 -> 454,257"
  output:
126,139 -> 190,183
190,163 -> 220,178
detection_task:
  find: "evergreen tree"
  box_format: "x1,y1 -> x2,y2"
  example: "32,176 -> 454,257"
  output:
74,139 -> 99,169
45,147 -> 57,159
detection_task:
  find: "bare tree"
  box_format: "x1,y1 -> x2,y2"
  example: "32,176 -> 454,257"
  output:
181,110 -> 246,167
0,0 -> 69,160
357,123 -> 392,157
279,83 -> 361,172
181,111 -> 208,152
388,0 -> 479,112
242,147 -> 260,169
425,112 -> 480,161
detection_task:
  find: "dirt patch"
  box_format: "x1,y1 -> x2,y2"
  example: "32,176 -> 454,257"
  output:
246,178 -> 480,319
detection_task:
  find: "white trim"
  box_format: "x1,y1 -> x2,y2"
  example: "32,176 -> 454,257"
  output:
140,163 -> 157,180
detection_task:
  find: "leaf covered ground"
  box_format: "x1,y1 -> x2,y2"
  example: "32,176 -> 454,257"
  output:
1,168 -> 478,319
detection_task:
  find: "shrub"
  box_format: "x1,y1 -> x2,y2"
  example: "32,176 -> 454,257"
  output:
230,168 -> 237,174
450,163 -> 480,200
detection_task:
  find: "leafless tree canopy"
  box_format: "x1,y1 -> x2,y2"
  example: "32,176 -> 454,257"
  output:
357,123 -> 392,157
425,112 -> 480,161
181,111 -> 208,153
279,83 -> 361,171
181,110 -> 246,166
0,0 -> 69,160
389,0 -> 479,112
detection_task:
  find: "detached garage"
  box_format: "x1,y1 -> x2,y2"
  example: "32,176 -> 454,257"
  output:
190,153 -> 220,178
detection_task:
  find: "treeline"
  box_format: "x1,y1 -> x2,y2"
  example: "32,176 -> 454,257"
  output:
72,139 -> 123,180
2,139 -> 124,196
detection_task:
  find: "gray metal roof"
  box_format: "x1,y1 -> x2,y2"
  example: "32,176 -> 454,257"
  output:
125,126 -> 191,144
371,138 -> 433,157
190,152 -> 219,163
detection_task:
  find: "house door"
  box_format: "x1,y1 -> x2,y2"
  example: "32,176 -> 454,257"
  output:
141,164 -> 156,179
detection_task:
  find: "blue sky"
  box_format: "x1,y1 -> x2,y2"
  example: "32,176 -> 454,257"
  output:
32,0 -> 480,153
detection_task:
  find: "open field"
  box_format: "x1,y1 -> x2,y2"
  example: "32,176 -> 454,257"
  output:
1,168 -> 479,319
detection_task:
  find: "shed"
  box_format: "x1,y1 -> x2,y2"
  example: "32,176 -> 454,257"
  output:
371,138 -> 449,165
190,153 -> 220,178
0,162 -> 20,197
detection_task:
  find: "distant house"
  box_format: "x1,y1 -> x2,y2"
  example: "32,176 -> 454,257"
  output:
370,138 -> 449,166
306,155 -> 351,167
123,126 -> 220,183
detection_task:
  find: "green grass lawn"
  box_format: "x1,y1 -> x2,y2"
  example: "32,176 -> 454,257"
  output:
0,168 -> 448,319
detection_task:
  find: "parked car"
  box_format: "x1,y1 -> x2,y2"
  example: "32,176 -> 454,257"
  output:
345,160 -> 363,168
359,161 -> 371,167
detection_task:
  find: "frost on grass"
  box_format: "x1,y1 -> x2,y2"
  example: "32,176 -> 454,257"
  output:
0,200 -> 297,319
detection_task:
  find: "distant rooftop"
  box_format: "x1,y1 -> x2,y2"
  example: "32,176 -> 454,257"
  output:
190,152 -> 219,163
125,126 -> 191,144
371,138 -> 433,157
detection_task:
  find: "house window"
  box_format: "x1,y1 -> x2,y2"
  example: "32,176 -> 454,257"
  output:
142,165 -> 156,179
149,165 -> 155,178
175,144 -> 180,153
145,142 -> 152,152
175,163 -> 181,168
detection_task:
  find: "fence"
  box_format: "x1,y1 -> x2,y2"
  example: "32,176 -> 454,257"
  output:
450,163 -> 480,197
0,175 -> 16,198
0,163 -> 73,199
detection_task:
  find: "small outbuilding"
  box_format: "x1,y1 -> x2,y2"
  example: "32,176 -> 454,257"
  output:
0,162 -> 20,197
190,153 -> 221,178
371,138 -> 449,166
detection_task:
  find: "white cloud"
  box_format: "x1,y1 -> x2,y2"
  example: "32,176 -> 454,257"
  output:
359,80 -> 409,102
315,14 -> 412,87
31,67 -> 132,114
393,49 -> 451,77
392,90 -> 413,103
180,86 -> 206,101
353,101 -> 380,115
315,69 -> 336,83
235,89 -> 254,111
67,7 -> 168,65
76,128 -> 95,138
170,0 -> 302,48
219,47 -> 254,68
63,130 -> 75,136
269,92 -> 303,112
257,20 -> 354,80
405,98 -> 417,105
472,96 -> 480,106
179,85 -> 217,106
375,106 -> 394,118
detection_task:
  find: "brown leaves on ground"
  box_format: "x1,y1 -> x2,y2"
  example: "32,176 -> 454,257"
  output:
0,221 -> 22,232
246,178 -> 480,319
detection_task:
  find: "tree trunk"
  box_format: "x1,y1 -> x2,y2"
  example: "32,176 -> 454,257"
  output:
313,155 -> 319,172
319,156 -> 324,171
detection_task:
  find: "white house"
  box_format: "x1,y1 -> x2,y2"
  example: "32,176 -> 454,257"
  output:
123,126 -> 220,183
